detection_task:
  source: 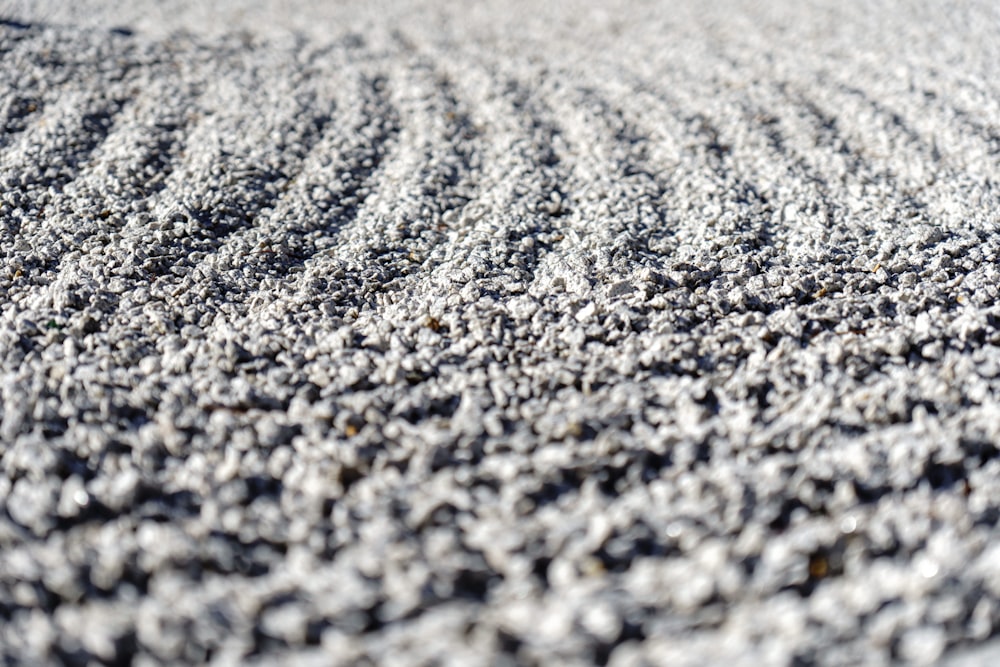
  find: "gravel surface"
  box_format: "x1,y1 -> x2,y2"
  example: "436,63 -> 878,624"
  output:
3,1 -> 1000,665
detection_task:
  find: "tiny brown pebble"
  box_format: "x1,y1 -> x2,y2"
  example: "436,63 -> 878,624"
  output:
808,554 -> 829,579
581,557 -> 605,577
345,424 -> 359,437
425,316 -> 441,332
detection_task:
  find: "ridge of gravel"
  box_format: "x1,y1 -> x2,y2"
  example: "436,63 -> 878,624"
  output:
2,2 -> 1000,665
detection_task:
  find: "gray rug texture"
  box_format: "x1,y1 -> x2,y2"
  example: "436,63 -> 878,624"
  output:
3,1 -> 1000,665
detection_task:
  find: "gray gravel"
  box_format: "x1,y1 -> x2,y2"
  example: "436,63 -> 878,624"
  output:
2,1 -> 1000,665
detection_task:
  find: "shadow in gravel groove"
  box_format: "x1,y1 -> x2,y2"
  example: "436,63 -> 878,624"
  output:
0,94 -> 42,145
942,103 -> 1000,158
0,18 -> 33,34
620,44 -> 944,274
223,75 -> 400,290
0,95 -> 132,259
433,90 -> 562,284
508,81 -> 677,293
0,25 -> 136,157
0,22 -> 51,135
16,83 -> 203,290
446,81 -> 560,286
327,35 -> 579,312
915,66 -> 1000,161
325,59 -> 480,288
567,86 -> 673,222
631,106 -> 771,271
788,92 -> 870,179
491,73 -> 595,292
384,66 -> 480,265
403,60 -> 581,306
171,38 -> 360,269
140,113 -> 334,280
0,30 -> 140,278
378,49 -> 481,212
1,33 -> 365,364
81,90 -> 335,343
268,37 -> 488,317
562,62 -> 777,275
803,71 -> 956,193
840,84 -> 928,150
816,86 -> 934,188
717,79 -> 922,261
2,92 -> 131,195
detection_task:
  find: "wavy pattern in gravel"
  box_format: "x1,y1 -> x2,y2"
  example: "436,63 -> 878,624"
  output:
3,2 -> 1000,665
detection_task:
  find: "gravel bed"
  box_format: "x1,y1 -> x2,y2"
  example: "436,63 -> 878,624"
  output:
2,2 -> 1000,664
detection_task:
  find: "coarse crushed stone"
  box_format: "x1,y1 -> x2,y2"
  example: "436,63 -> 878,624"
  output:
2,1 -> 1000,665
